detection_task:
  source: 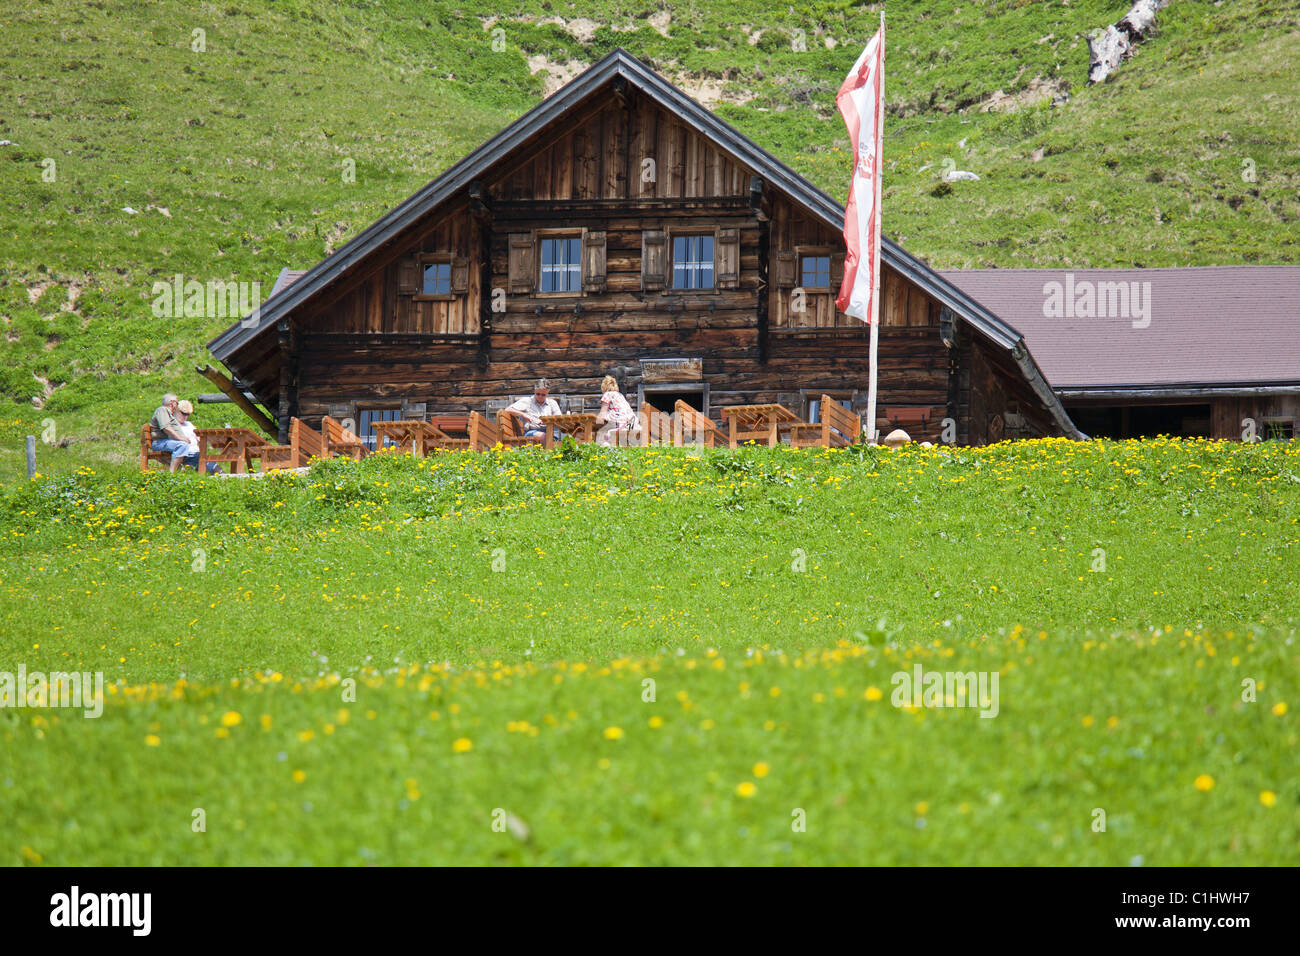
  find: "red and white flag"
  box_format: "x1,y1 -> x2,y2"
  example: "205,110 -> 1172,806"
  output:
835,22 -> 885,323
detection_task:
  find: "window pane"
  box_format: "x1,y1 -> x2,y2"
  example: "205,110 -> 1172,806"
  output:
672,235 -> 715,290
422,262 -> 450,295
540,237 -> 581,293
697,236 -> 714,289
565,238 -> 581,291
540,239 -> 555,292
801,256 -> 830,289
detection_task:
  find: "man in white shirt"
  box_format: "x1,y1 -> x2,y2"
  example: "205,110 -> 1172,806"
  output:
507,379 -> 562,440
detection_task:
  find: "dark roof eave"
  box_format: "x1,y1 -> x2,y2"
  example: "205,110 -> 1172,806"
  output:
1058,382 -> 1300,399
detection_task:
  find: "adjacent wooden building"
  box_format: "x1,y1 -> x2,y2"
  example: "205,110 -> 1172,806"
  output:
942,267 -> 1300,440
209,49 -> 1081,447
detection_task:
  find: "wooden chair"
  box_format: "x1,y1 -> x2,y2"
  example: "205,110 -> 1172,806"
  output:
322,416 -> 366,459
673,401 -> 727,448
140,424 -> 173,472
468,411 -> 508,451
256,417 -> 328,470
788,395 -> 862,448
495,409 -> 544,447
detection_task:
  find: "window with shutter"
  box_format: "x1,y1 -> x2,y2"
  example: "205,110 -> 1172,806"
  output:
538,236 -> 582,293
642,230 -> 667,291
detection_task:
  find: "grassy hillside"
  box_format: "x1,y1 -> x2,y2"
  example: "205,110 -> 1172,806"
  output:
1,0 -> 1298,468
3,440 -> 1298,864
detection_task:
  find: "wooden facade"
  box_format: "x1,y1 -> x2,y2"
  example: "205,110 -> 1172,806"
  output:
211,50 -> 1079,446
1063,393 -> 1300,441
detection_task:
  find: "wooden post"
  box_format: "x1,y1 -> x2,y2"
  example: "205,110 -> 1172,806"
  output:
470,181 -> 492,370
752,177 -> 770,365
277,319 -> 291,445
26,435 -> 36,479
195,364 -> 278,438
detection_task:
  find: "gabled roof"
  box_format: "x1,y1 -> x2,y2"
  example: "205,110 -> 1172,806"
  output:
208,47 -> 1081,437
941,266 -> 1300,391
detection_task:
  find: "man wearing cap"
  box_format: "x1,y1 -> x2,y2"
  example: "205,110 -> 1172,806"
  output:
507,379 -> 562,440
149,393 -> 196,472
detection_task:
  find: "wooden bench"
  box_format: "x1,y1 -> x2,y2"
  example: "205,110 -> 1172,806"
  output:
637,400 -> 674,446
256,417 -> 328,470
322,416 -> 366,459
140,424 -> 174,472
788,395 -> 862,448
883,406 -> 932,431
673,401 -> 727,448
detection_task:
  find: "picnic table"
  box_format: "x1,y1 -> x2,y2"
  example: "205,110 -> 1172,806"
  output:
720,404 -> 801,449
371,419 -> 449,457
196,427 -> 273,474
539,413 -> 600,450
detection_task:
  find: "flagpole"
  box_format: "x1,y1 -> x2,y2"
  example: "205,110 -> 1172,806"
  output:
865,10 -> 884,443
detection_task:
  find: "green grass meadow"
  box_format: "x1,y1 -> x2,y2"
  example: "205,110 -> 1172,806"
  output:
2,439 -> 1297,864
2,0 -> 1299,867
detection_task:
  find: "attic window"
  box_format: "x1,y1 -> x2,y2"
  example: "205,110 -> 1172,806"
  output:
801,255 -> 831,291
422,261 -> 451,296
411,253 -> 466,301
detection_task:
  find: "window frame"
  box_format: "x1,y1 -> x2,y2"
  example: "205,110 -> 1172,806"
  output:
414,253 -> 456,302
1260,418 -> 1296,441
799,388 -> 857,424
534,228 -> 586,298
356,405 -> 404,451
796,245 -> 834,293
668,230 -> 718,293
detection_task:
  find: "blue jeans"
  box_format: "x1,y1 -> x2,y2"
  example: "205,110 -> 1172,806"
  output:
153,438 -> 199,469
